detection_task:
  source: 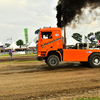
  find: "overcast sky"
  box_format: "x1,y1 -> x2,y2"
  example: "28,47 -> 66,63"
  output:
0,0 -> 100,45
0,0 -> 58,44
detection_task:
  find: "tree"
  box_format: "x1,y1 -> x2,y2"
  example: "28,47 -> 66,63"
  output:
16,39 -> 24,48
87,32 -> 94,42
95,31 -> 100,42
84,36 -> 88,43
72,33 -> 82,42
5,43 -> 10,47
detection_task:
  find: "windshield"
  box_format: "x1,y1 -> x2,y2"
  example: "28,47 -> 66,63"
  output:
41,32 -> 52,39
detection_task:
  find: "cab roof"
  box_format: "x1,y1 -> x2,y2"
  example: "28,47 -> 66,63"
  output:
40,27 -> 61,32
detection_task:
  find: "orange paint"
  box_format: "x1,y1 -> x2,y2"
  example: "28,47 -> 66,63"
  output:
63,49 -> 100,61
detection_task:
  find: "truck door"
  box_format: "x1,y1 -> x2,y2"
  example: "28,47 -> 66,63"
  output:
40,32 -> 53,51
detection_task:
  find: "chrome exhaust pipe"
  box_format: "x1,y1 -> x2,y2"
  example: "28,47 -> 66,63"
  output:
64,27 -> 66,48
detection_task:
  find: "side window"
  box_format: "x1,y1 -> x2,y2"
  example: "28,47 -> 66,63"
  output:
41,32 -> 52,39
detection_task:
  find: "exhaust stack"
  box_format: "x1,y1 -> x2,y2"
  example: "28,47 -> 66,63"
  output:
64,27 -> 66,48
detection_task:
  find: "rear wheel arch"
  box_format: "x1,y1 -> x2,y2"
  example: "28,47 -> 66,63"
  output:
46,51 -> 62,62
88,52 -> 100,60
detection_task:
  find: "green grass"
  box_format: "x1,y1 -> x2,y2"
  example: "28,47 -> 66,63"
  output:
0,53 -> 37,57
0,53 -> 39,64
0,54 -> 9,56
0,60 -> 41,64
75,97 -> 100,100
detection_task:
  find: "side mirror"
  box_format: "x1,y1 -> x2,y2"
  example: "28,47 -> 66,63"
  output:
36,40 -> 38,43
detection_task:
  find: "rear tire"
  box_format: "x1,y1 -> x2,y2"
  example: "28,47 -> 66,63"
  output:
47,55 -> 59,67
88,53 -> 100,68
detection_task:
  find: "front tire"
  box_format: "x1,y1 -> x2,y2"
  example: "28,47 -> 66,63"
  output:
47,55 -> 59,67
88,53 -> 100,68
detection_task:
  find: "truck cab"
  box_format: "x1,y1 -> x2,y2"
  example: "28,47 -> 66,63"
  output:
37,27 -> 63,60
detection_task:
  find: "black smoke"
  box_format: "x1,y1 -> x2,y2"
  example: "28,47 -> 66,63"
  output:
56,0 -> 100,27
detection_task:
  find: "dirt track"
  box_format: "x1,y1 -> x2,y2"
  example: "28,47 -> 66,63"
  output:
0,55 -> 100,100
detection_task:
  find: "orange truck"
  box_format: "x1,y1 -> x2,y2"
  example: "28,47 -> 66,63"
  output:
36,27 -> 100,68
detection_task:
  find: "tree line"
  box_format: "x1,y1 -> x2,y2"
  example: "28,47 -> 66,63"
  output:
72,31 -> 100,43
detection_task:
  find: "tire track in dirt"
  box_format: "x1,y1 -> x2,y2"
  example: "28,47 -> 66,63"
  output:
0,62 -> 89,74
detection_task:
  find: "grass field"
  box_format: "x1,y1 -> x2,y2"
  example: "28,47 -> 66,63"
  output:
0,53 -> 39,64
75,97 -> 100,100
0,53 -> 37,57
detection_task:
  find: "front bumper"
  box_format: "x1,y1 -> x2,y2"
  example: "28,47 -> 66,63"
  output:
37,56 -> 46,61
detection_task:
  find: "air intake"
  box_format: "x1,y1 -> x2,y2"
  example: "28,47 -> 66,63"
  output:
77,43 -> 89,49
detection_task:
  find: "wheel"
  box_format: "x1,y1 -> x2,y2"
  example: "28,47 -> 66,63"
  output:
88,53 -> 100,68
80,62 -> 89,66
47,55 -> 59,67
